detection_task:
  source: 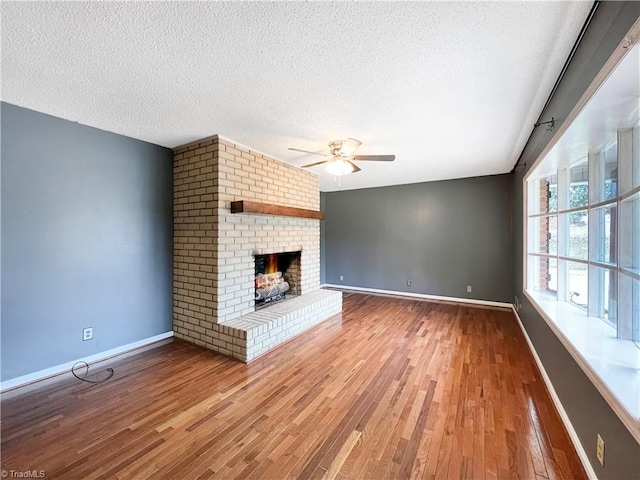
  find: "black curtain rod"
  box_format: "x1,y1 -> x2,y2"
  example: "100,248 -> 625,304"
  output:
511,0 -> 601,172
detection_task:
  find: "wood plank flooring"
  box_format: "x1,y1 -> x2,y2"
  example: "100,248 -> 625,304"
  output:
1,292 -> 587,479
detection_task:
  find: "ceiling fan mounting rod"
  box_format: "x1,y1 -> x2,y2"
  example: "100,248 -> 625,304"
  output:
329,140 -> 346,157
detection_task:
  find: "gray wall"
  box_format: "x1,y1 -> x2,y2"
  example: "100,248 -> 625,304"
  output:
1,102 -> 173,381
323,174 -> 512,303
512,2 -> 640,478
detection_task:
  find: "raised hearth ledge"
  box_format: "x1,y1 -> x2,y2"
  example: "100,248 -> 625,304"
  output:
230,200 -> 325,220
219,289 -> 342,362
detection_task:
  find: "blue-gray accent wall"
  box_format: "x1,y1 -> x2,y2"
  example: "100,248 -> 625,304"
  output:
511,2 -> 640,479
1,102 -> 173,381
322,174 -> 513,303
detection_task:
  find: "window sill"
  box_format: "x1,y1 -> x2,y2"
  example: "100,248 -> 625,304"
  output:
524,289 -> 640,443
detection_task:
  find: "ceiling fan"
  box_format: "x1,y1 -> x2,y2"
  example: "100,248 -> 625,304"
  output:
288,138 -> 395,176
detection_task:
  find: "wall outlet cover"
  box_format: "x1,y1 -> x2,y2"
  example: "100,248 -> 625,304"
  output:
466,285 -> 472,293
596,434 -> 604,466
83,327 -> 93,341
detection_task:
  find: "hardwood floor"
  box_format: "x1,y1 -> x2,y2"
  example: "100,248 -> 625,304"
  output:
1,292 -> 586,479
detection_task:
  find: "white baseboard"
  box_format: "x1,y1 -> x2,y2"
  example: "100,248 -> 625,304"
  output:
511,306 -> 598,480
0,331 -> 174,392
321,283 -> 512,309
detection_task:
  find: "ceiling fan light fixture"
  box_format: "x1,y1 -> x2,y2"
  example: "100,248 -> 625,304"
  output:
293,137 -> 394,175
325,158 -> 355,176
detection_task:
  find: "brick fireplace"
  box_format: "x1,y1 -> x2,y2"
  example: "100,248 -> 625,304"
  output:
173,135 -> 341,362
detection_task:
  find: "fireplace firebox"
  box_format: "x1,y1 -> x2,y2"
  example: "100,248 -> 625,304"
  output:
254,251 -> 301,307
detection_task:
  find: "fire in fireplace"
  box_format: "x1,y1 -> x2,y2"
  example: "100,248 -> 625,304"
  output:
254,251 -> 301,307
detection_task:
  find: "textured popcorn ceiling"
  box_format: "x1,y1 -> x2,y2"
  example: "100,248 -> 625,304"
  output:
1,2 -> 592,191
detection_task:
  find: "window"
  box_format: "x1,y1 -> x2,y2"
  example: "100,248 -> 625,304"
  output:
524,41 -> 640,441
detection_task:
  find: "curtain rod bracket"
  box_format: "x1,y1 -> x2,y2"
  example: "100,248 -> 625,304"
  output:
535,117 -> 555,132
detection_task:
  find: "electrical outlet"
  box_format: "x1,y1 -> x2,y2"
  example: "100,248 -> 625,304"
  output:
83,327 -> 93,341
596,434 -> 605,466
467,285 -> 472,293
407,280 -> 411,286
339,275 -> 344,281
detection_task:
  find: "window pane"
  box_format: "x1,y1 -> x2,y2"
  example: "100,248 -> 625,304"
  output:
548,257 -> 558,294
548,216 -> 557,255
590,204 -> 617,265
618,273 -> 640,346
530,256 -> 557,296
602,143 -> 618,202
635,276 -> 640,347
530,215 -> 557,254
568,160 -> 588,209
634,122 -> 640,191
591,266 -> 617,328
533,174 -> 558,214
620,125 -> 638,195
620,193 -> 640,275
567,261 -> 588,310
562,210 -> 588,260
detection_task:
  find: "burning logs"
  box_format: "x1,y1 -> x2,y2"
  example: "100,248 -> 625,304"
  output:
255,271 -> 290,301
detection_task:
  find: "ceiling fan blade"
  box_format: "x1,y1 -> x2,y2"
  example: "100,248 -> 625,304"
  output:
353,154 -> 396,162
346,160 -> 361,173
288,147 -> 328,157
301,160 -> 330,168
340,138 -> 362,155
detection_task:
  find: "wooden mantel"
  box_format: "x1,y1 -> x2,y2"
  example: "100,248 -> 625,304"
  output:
230,200 -> 325,220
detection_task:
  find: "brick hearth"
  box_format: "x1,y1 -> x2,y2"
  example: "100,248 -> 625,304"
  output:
172,135 -> 341,361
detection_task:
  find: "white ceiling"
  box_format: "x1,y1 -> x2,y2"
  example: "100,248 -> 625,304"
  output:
1,1 -> 593,192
